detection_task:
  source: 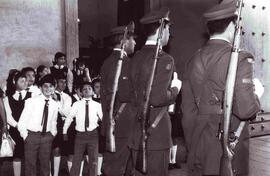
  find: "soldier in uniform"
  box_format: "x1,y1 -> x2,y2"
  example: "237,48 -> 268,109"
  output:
100,22 -> 137,176
128,8 -> 182,176
181,1 -> 261,176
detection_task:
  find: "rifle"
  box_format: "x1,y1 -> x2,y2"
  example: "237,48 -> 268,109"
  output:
135,18 -> 166,174
220,0 -> 244,176
106,26 -> 129,153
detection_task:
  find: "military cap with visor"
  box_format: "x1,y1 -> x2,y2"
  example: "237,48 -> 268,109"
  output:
203,0 -> 238,22
140,7 -> 171,24
110,21 -> 135,36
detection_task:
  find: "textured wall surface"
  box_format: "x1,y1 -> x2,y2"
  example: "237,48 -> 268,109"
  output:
0,0 -> 65,87
241,0 -> 270,113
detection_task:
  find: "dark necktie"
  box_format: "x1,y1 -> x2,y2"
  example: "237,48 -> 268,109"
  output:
18,92 -> 22,101
85,100 -> 89,131
41,100 -> 49,134
56,92 -> 61,101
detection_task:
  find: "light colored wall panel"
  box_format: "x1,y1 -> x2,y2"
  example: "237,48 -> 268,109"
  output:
0,0 -> 65,87
241,0 -> 270,112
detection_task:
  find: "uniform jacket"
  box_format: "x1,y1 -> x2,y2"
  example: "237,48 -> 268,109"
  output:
129,45 -> 179,150
182,39 -> 260,175
100,50 -> 136,138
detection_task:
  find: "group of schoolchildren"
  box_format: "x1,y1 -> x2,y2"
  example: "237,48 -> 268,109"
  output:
2,52 -> 103,176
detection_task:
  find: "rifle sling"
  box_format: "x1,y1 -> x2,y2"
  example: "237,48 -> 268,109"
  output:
114,103 -> 127,121
147,107 -> 167,135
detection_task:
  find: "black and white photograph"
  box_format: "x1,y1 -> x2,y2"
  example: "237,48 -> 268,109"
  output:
0,0 -> 269,176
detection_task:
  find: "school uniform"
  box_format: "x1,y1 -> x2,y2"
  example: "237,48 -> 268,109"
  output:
27,85 -> 41,97
65,94 -> 81,155
63,98 -> 103,176
50,65 -> 73,94
52,90 -> 72,151
18,94 -> 59,176
4,90 -> 31,159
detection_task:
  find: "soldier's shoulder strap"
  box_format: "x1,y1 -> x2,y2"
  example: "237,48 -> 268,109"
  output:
114,103 -> 127,121
195,46 -> 230,106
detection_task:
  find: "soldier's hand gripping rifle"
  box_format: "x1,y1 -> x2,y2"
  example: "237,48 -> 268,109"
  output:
220,0 -> 244,176
106,26 -> 129,153
135,19 -> 166,174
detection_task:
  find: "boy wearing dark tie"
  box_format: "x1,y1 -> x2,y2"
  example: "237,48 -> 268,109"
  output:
18,74 -> 59,176
63,81 -> 102,176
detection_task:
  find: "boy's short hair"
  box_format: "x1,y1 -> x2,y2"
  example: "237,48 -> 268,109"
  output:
54,52 -> 66,60
92,78 -> 100,86
38,74 -> 56,87
21,67 -> 35,75
80,81 -> 93,91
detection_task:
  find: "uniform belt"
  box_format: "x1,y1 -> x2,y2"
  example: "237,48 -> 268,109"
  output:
28,130 -> 51,135
76,129 -> 97,133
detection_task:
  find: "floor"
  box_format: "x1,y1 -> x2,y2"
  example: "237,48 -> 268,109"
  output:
1,136 -> 270,176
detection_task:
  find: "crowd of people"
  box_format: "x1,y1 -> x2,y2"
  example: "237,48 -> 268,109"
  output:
0,1 -> 264,176
0,51 -> 104,176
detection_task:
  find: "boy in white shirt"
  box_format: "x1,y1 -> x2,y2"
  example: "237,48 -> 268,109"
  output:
18,74 -> 59,176
51,74 -> 72,176
63,81 -> 102,176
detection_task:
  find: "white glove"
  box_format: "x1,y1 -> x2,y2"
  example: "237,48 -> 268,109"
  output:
253,78 -> 264,99
171,72 -> 182,92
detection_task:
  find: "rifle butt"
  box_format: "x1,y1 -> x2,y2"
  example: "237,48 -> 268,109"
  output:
220,155 -> 234,176
105,124 -> 116,152
135,138 -> 147,174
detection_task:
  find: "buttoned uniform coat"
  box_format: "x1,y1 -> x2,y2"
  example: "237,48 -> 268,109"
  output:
129,45 -> 179,151
100,50 -> 136,141
181,39 -> 260,176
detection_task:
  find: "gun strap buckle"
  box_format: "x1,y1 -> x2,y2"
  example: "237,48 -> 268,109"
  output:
114,103 -> 127,121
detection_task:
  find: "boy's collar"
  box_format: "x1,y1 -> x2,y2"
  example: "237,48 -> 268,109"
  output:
54,65 -> 65,69
41,94 -> 52,101
82,97 -> 92,101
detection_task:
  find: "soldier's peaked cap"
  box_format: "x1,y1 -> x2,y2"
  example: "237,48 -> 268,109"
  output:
140,7 -> 170,24
203,0 -> 237,22
110,21 -> 135,36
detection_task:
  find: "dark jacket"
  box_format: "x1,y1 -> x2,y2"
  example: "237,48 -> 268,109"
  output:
182,39 -> 260,175
100,50 -> 136,139
129,45 -> 179,150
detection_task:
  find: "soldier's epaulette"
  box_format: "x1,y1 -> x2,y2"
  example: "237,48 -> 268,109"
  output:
159,51 -> 173,60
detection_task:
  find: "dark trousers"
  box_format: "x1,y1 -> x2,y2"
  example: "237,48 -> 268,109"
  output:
131,149 -> 170,176
102,138 -> 133,176
24,131 -> 54,176
70,130 -> 98,176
